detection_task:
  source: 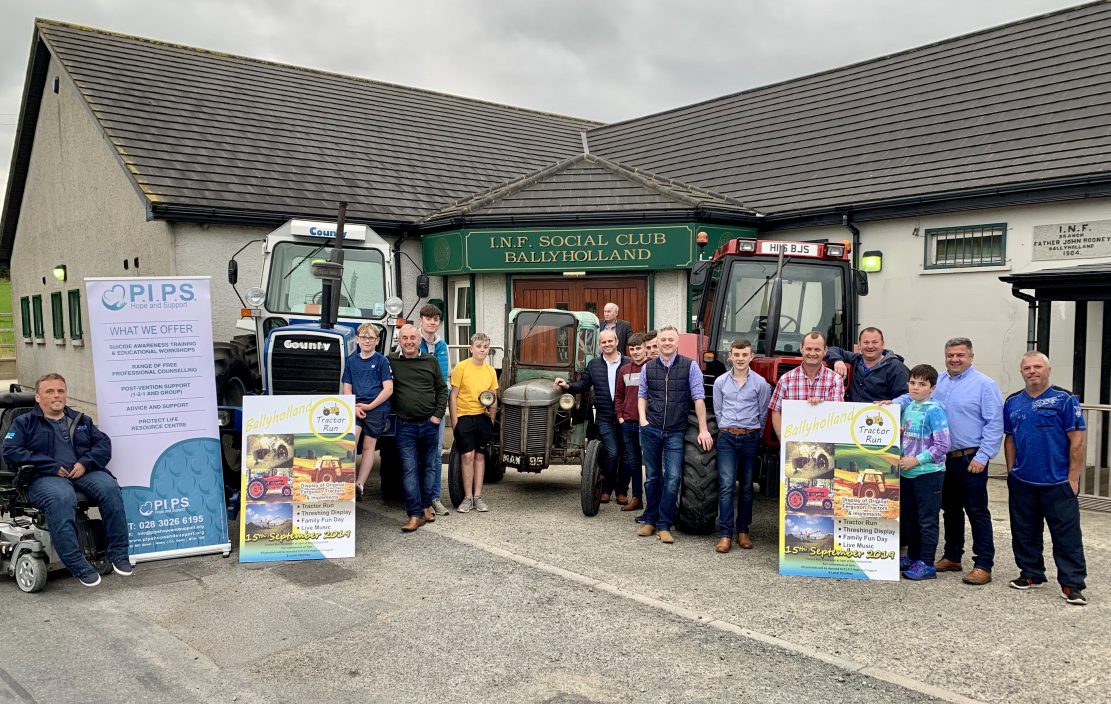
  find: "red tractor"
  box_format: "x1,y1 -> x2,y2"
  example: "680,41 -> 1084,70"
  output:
785,481 -> 834,511
677,237 -> 869,533
246,472 -> 293,500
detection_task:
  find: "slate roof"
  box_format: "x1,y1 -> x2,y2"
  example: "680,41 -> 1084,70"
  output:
26,20 -> 600,224
586,1 -> 1111,218
419,153 -> 755,223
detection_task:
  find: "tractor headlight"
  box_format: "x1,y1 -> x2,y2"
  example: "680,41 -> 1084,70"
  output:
478,390 -> 496,407
558,394 -> 575,411
244,287 -> 266,307
384,296 -> 403,316
218,409 -> 232,427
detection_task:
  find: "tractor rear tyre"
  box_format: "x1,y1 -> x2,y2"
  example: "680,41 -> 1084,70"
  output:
229,333 -> 261,392
676,412 -> 718,535
213,343 -> 252,407
448,448 -> 464,509
580,439 -> 603,516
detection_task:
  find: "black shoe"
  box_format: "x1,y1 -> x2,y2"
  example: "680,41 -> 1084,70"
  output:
1062,587 -> 1088,605
112,558 -> 134,576
1009,576 -> 1044,590
356,484 -> 364,501
77,572 -> 101,587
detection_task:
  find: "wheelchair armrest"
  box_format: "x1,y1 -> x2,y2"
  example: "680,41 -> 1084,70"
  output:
11,465 -> 39,492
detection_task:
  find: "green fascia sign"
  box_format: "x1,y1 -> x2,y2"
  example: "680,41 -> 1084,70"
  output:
422,223 -> 757,275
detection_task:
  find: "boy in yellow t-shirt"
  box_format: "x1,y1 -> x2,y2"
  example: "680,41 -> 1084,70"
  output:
449,333 -> 499,513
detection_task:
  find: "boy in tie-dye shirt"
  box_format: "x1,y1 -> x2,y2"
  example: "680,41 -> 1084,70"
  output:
895,364 -> 950,580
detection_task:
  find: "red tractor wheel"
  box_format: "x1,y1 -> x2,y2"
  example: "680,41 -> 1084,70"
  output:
247,478 -> 267,500
786,488 -> 807,511
281,486 -> 292,497
822,498 -> 833,510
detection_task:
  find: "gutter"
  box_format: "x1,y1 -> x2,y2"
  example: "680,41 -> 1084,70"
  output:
1009,286 -> 1039,351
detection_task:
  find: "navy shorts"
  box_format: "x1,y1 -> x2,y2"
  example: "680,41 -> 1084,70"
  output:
453,413 -> 493,454
359,408 -> 390,439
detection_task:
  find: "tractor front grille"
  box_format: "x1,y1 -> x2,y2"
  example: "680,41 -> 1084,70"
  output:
267,331 -> 345,395
501,404 -> 551,454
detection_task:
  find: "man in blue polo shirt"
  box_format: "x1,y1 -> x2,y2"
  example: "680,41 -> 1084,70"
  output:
1003,351 -> 1088,605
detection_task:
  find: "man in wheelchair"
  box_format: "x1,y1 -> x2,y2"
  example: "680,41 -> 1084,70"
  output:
2,373 -> 132,587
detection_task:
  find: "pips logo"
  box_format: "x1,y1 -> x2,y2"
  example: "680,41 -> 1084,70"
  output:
139,501 -> 155,516
101,284 -> 128,311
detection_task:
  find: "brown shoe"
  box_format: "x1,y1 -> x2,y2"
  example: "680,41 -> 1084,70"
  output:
637,524 -> 656,537
401,516 -> 426,532
600,493 -> 611,504
935,558 -> 963,572
423,508 -> 436,523
621,497 -> 642,512
657,530 -> 675,544
736,532 -> 753,550
963,567 -> 992,585
615,495 -> 628,505
715,537 -> 732,553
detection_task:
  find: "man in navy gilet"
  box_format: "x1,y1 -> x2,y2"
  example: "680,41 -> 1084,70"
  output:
635,325 -> 713,544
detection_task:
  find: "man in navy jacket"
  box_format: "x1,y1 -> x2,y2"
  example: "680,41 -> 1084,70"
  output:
557,329 -> 629,502
825,327 -> 910,403
3,373 -> 131,586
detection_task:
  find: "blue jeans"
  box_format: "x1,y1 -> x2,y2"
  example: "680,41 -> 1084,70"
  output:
619,421 -> 643,499
716,431 -> 760,537
595,416 -> 622,494
27,471 -> 130,578
901,471 -> 943,565
1007,475 -> 1086,590
639,424 -> 684,531
396,419 -> 440,517
942,454 -> 994,570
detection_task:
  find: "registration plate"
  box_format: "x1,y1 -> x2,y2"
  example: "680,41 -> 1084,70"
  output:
502,452 -> 546,468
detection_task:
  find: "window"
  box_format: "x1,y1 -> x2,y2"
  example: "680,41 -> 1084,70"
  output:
51,291 -> 64,341
20,296 -> 31,341
68,289 -> 83,341
31,294 -> 44,341
448,277 -> 472,367
925,224 -> 1006,269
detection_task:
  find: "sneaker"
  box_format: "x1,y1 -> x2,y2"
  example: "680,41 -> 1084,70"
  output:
112,558 -> 134,576
77,572 -> 101,587
1062,587 -> 1088,605
431,498 -> 450,516
903,560 -> 937,580
457,496 -> 473,513
1009,576 -> 1044,590
473,496 -> 490,512
899,554 -> 913,572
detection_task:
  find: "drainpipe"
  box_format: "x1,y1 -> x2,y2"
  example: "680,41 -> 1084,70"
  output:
841,213 -> 861,272
393,232 -> 405,300
1010,286 -> 1039,351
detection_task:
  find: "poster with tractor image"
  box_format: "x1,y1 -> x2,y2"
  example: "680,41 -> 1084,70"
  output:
239,395 -> 357,562
779,401 -> 901,581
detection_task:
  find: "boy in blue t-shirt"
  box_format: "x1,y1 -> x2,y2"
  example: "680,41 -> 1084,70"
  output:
341,323 -> 394,498
893,364 -> 951,580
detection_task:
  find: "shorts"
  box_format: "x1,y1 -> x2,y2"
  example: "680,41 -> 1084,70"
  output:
359,408 -> 390,439
453,413 -> 493,454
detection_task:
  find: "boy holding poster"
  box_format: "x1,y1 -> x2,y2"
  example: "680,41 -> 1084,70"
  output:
342,323 -> 394,499
894,364 -> 951,580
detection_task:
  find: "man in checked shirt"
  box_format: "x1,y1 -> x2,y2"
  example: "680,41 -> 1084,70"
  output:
769,331 -> 845,439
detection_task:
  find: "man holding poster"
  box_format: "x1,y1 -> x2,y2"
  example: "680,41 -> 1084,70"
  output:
769,332 -> 845,436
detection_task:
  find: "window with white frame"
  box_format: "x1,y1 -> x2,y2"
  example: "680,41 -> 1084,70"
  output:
448,277 -> 472,367
924,224 -> 1006,269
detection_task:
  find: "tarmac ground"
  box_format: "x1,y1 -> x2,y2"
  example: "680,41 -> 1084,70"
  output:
1,463 -> 1107,704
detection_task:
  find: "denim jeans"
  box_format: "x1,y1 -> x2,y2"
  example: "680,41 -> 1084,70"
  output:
594,416 -> 623,494
619,421 -> 643,499
639,424 -> 684,531
715,431 -> 760,537
27,471 -> 130,578
941,454 -> 995,570
396,419 -> 440,517
1007,475 -> 1087,590
901,470 -> 944,565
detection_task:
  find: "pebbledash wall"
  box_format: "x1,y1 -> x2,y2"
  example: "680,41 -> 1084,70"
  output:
8,57 -> 438,414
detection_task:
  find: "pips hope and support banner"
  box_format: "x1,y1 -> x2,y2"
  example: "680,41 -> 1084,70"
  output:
86,277 -> 230,562
778,400 -> 901,581
239,394 -> 357,563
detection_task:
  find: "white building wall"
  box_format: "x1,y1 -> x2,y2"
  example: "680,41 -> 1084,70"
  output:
10,56 -> 174,411
771,198 -> 1111,396
652,270 -> 687,330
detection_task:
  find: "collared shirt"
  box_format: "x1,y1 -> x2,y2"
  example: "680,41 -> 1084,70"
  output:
1004,386 -> 1085,485
637,353 -> 706,400
769,365 -> 844,412
925,366 -> 1003,465
713,371 -> 771,430
603,353 -> 622,401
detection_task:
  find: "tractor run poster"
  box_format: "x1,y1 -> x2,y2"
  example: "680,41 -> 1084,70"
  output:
239,395 -> 357,562
778,400 -> 901,581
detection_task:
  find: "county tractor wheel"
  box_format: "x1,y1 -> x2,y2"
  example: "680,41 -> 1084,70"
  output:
580,439 -> 603,517
786,488 -> 807,511
676,412 -> 718,535
447,448 -> 465,508
229,333 -> 261,392
213,343 -> 253,407
14,553 -> 48,593
246,478 -> 267,501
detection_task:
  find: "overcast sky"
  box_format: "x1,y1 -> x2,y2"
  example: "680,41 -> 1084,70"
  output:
0,0 -> 1082,206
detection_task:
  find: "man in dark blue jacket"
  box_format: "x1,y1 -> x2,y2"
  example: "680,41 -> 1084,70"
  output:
3,373 -> 131,587
825,327 -> 910,403
557,329 -> 629,503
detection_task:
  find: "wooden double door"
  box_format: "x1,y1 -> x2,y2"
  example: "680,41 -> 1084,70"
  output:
512,276 -> 649,336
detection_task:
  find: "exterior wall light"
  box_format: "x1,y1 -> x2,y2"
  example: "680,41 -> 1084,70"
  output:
53,265 -> 68,282
860,251 -> 883,273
